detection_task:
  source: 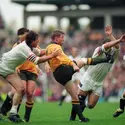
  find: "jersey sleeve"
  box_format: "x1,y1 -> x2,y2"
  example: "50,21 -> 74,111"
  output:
33,48 -> 41,56
101,44 -> 113,53
21,46 -> 39,64
92,46 -> 103,57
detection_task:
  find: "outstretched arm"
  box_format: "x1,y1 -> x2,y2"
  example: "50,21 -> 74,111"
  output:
104,26 -> 119,49
37,49 -> 61,64
105,26 -> 116,41
102,34 -> 125,52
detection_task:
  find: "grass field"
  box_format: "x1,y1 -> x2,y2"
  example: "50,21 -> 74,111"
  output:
0,102 -> 125,125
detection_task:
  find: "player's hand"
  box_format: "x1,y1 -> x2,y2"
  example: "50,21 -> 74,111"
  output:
119,34 -> 125,42
73,63 -> 80,72
105,25 -> 112,36
16,68 -> 20,73
51,49 -> 61,57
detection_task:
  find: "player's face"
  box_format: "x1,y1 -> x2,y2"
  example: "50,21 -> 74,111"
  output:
32,36 -> 40,48
22,32 -> 29,41
71,47 -> 78,57
57,34 -> 65,45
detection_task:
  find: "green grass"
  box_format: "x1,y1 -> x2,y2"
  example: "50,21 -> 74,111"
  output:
1,102 -> 125,125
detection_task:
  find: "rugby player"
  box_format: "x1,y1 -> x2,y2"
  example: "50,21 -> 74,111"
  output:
45,29 -> 114,122
0,30 -> 60,122
71,26 -> 125,120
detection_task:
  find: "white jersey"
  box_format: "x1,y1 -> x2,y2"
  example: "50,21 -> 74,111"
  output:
83,45 -> 119,83
0,41 -> 39,77
79,45 -> 119,96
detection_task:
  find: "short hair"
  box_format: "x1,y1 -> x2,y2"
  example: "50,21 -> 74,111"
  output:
25,30 -> 39,47
102,38 -> 111,44
17,28 -> 29,36
51,30 -> 65,40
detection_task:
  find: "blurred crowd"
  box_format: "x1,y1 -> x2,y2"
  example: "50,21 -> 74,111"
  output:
0,27 -> 125,102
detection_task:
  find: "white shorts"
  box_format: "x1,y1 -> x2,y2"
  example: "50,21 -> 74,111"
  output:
72,68 -> 85,82
79,74 -> 103,96
0,62 -> 14,77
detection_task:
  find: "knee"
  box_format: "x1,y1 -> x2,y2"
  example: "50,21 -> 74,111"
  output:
87,104 -> 95,109
27,91 -> 34,98
16,86 -> 25,94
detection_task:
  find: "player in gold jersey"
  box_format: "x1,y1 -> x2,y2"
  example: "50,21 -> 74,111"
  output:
45,30 -> 113,122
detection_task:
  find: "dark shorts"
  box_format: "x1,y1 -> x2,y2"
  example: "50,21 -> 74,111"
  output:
53,64 -> 75,86
18,70 -> 37,82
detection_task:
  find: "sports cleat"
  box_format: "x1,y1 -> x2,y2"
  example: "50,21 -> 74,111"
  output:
24,117 -> 29,122
0,114 -> 9,122
8,113 -> 23,123
79,117 -> 89,122
113,108 -> 124,118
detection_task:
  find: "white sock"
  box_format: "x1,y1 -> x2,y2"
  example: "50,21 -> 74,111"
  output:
85,101 -> 88,108
10,105 -> 18,114
8,92 -> 13,99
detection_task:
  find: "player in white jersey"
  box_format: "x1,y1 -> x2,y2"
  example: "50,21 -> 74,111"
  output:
0,30 -> 60,123
59,47 -> 85,106
69,26 -> 125,120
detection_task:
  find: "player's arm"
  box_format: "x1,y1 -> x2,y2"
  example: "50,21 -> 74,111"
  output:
102,34 -> 125,52
23,46 -> 61,64
76,35 -> 125,68
105,26 -> 116,41
36,49 -> 61,64
33,47 -> 46,57
40,49 -> 46,56
105,25 -> 119,49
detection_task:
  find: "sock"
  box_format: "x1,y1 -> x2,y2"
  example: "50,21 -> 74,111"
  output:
10,105 -> 18,114
120,97 -> 125,111
82,57 -> 110,65
17,99 -> 22,113
71,100 -> 85,120
78,95 -> 87,112
70,95 -> 86,120
24,101 -> 34,122
8,92 -> 13,99
0,94 -> 12,115
59,95 -> 66,106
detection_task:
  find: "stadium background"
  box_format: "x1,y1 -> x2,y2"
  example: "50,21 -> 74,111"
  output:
0,0 -> 125,107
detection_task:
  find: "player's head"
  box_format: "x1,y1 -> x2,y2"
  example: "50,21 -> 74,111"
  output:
71,47 -> 79,57
102,38 -> 111,44
17,28 -> 29,42
25,30 -> 40,48
51,30 -> 65,45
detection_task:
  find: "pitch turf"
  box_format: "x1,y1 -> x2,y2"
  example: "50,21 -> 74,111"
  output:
1,102 -> 125,125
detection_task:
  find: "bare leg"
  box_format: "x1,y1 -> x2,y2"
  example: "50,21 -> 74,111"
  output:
24,80 -> 35,122
87,92 -> 99,109
5,73 -> 24,122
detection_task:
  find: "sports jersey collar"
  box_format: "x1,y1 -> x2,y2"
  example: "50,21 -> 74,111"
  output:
51,41 -> 58,44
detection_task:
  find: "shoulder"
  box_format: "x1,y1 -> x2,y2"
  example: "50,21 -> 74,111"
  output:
46,44 -> 61,50
93,46 -> 102,56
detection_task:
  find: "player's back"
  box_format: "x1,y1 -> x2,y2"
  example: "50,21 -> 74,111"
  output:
1,41 -> 30,70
